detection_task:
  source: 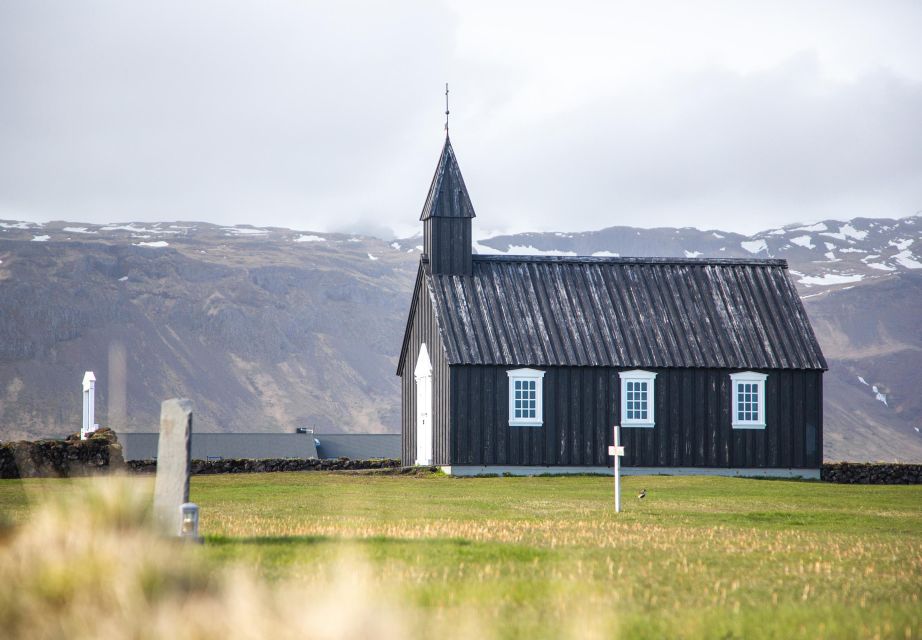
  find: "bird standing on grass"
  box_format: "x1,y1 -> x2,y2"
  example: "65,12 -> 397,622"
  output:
637,488 -> 646,500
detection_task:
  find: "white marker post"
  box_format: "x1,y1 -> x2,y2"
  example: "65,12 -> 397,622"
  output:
608,425 -> 625,513
81,371 -> 98,440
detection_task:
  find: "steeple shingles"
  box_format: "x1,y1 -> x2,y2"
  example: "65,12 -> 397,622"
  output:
420,136 -> 476,221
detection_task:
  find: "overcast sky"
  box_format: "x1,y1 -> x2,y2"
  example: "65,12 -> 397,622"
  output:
1,1 -> 921,238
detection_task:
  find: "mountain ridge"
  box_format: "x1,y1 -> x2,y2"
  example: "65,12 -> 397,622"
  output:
1,214 -> 920,461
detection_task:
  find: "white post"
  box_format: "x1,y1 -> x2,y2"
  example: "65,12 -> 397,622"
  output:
81,371 -> 97,440
608,425 -> 625,513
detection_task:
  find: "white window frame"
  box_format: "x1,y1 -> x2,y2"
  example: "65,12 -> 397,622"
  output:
619,370 -> 657,428
507,368 -> 545,427
730,371 -> 768,429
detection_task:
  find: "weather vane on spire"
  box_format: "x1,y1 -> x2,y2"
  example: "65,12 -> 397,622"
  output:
444,82 -> 450,133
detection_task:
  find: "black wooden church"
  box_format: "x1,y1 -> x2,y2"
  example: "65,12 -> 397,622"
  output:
397,136 -> 827,477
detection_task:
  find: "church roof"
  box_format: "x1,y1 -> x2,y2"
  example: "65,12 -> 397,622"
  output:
419,136 -> 476,221
422,255 -> 826,370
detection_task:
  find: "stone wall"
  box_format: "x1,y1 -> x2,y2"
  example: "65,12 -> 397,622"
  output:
2,431 -> 919,484
0,428 -> 125,479
821,462 -> 922,484
126,457 -> 401,474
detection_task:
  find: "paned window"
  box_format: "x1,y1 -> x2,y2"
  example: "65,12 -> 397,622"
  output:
730,372 -> 767,428
619,370 -> 657,428
513,378 -> 537,419
507,368 -> 544,426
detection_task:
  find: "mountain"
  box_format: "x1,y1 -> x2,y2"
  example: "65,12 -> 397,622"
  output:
0,215 -> 920,462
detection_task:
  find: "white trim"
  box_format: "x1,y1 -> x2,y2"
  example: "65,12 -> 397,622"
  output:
618,369 -> 657,428
442,465 -> 820,479
414,344 -> 433,465
413,343 -> 432,378
730,371 -> 768,428
507,368 -> 545,427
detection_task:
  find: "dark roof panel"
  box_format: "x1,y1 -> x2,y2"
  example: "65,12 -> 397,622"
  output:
427,256 -> 827,370
419,136 -> 476,221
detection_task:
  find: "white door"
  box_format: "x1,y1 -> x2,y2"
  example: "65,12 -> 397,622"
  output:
415,344 -> 433,466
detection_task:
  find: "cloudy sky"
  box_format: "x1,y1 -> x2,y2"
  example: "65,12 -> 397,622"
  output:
1,1 -> 920,238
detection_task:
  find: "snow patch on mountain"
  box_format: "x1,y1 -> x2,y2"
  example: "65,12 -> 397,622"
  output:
798,273 -> 864,286
872,385 -> 888,406
63,227 -> 96,234
790,235 -> 815,249
294,234 -> 326,242
740,240 -> 768,254
31,235 -> 50,242
223,227 -> 268,236
134,241 -> 169,248
821,224 -> 868,241
1,221 -> 43,229
792,222 -> 828,232
505,245 -> 578,256
102,224 -> 173,234
592,251 -> 620,257
893,251 -> 922,269
472,241 -> 503,255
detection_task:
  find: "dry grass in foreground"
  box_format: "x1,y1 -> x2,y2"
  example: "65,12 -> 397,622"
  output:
1,473 -> 920,639
0,478 -> 541,640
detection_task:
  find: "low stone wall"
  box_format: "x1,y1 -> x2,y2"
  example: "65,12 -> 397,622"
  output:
126,457 -> 401,475
0,429 -> 125,479
3,433 -> 918,484
821,462 -> 922,484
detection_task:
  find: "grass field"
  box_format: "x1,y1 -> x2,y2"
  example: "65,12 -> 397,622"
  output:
1,472 -> 920,639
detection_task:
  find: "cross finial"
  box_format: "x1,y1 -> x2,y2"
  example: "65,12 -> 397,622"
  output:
444,82 -> 450,133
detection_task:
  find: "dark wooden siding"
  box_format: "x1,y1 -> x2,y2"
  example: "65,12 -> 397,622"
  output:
424,217 -> 472,276
399,280 -> 452,466
450,366 -> 822,469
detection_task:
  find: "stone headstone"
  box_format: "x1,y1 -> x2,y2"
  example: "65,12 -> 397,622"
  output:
153,398 -> 193,535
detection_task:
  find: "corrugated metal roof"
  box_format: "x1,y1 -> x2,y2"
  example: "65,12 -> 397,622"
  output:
419,136 -> 476,221
117,433 -> 318,461
314,434 -> 400,460
426,256 -> 827,370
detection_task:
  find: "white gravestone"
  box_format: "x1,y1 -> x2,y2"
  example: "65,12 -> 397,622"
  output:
608,425 -> 625,513
153,398 -> 193,535
81,371 -> 98,440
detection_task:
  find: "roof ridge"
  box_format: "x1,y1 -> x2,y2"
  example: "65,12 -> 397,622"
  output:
470,255 -> 788,267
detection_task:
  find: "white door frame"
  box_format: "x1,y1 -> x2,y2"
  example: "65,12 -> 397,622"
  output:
414,343 -> 433,466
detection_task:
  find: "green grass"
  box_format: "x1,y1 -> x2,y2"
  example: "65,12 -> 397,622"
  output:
2,472 -> 920,639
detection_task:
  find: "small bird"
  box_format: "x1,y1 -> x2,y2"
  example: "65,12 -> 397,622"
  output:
637,488 -> 646,500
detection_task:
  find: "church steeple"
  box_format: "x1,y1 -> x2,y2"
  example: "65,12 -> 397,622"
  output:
420,135 -> 475,275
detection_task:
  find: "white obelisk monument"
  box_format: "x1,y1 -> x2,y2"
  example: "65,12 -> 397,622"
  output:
81,371 -> 98,440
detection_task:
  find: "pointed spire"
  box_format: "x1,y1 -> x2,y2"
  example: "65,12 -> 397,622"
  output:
419,135 -> 476,221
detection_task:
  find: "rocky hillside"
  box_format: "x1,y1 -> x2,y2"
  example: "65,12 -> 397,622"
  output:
1,215 -> 920,462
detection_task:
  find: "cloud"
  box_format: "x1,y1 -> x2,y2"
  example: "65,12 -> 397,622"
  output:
0,1 -> 920,236
468,53 -> 922,233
